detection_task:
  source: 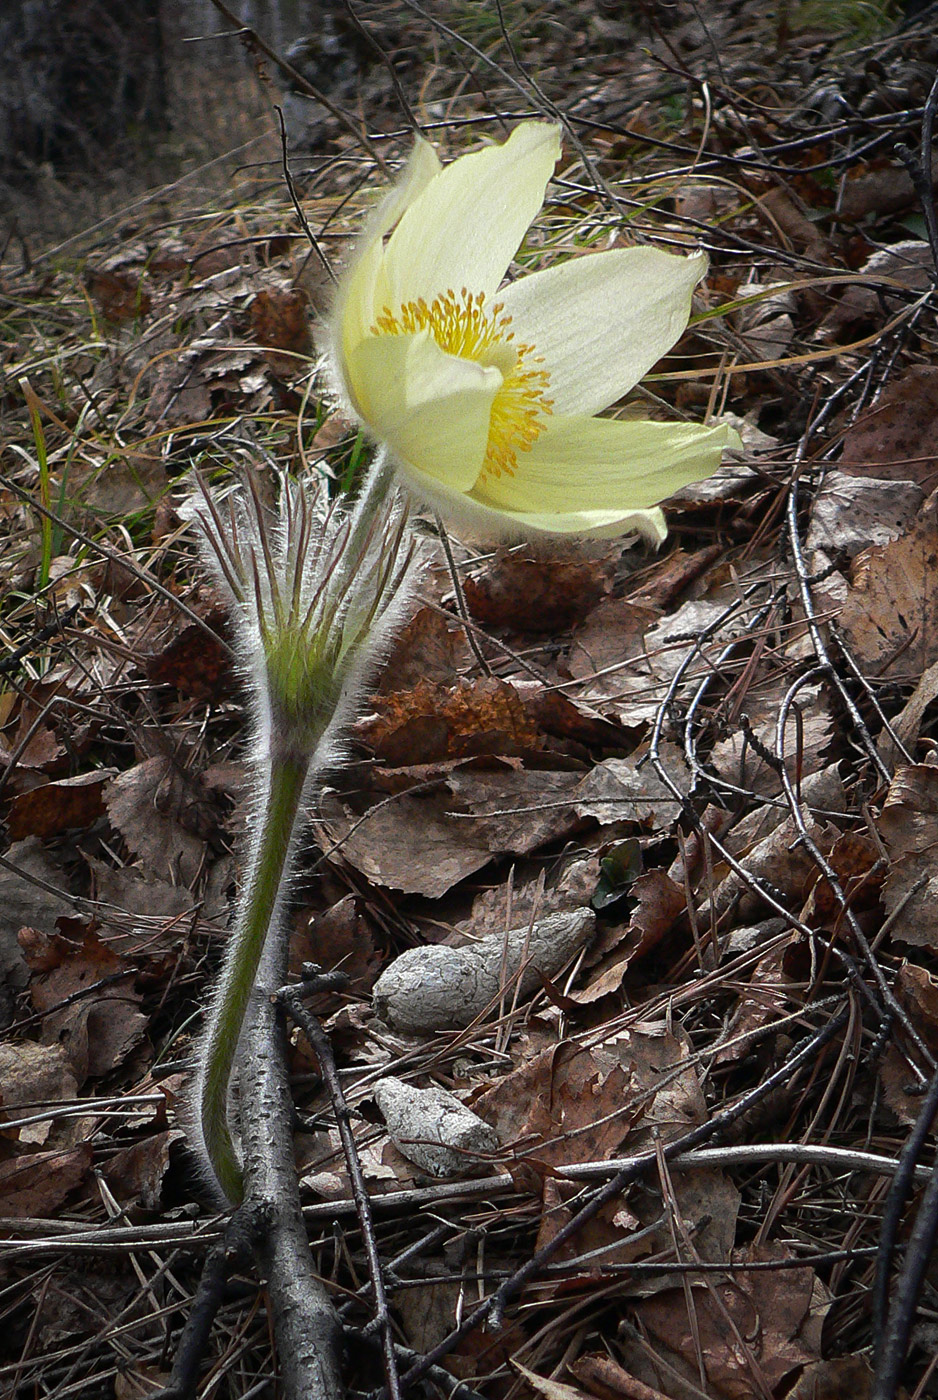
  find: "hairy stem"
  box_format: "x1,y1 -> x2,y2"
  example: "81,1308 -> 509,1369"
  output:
197,751 -> 310,1204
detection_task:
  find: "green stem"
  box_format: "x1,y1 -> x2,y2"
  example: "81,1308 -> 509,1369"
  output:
197,751 -> 309,1204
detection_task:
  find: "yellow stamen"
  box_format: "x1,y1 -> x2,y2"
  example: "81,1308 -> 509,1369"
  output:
371,289 -> 552,479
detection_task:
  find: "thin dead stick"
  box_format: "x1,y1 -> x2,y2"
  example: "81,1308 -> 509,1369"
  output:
434,514 -> 492,676
280,965 -> 402,1400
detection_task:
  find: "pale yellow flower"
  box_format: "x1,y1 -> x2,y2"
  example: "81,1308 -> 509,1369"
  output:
329,121 -> 739,542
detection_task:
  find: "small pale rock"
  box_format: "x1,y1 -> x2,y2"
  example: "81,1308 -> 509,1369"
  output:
373,908 -> 595,1035
374,1077 -> 500,1177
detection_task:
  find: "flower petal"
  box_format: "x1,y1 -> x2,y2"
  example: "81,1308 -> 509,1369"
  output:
379,122 -> 561,310
393,464 -> 670,543
347,331 -> 499,490
475,413 -> 740,512
333,139 -> 443,381
498,247 -> 708,416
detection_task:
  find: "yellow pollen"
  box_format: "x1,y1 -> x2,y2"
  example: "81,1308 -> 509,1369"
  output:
371,288 -> 552,479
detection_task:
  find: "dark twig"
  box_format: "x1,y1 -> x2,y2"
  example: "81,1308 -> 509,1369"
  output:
434,515 -> 492,677
150,1207 -> 262,1400
873,1065 -> 938,1380
274,107 -> 335,282
394,1009 -> 848,1390
281,964 -> 402,1400
873,1145 -> 938,1400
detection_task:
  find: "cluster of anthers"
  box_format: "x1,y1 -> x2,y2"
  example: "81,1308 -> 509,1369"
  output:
371,287 -> 553,481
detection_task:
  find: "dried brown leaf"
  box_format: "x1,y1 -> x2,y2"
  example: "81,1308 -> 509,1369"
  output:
0,1040 -> 78,1145
878,763 -> 938,948
625,1243 -> 826,1400
105,755 -> 214,884
839,489 -> 938,678
839,365 -> 938,490
0,1143 -> 93,1217
145,608 -> 234,700
354,678 -> 540,765
7,769 -> 117,841
465,545 -> 614,633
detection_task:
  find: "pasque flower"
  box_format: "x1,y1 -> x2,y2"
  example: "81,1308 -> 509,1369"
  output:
329,121 -> 739,543
191,471 -> 420,1202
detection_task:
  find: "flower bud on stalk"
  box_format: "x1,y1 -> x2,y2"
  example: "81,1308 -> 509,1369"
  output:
191,464 -> 419,1203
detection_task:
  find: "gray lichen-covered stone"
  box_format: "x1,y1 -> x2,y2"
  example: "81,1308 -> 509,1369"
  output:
374,1076 -> 500,1177
372,907 -> 595,1034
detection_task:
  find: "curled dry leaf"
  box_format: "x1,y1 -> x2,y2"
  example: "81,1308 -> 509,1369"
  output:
103,1129 -> 185,1211
573,870 -> 686,1004
373,1076 -> 500,1177
878,763 -> 938,949
838,489 -> 938,678
372,907 -> 595,1034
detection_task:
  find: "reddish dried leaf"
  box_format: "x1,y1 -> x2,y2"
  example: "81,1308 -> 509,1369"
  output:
0,717 -> 63,779
355,678 -> 540,765
145,608 -> 234,700
378,605 -> 471,693
511,680 -> 629,750
786,1357 -> 874,1400
878,764 -> 938,948
250,286 -> 310,372
464,546 -> 614,633
86,269 -> 152,322
7,769 -> 116,841
626,1243 -> 825,1400
575,871 -> 685,1003
879,958 -> 938,1125
0,1143 -> 93,1217
807,831 -> 883,920
292,894 -> 382,995
104,1129 -> 183,1211
627,544 -> 723,609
